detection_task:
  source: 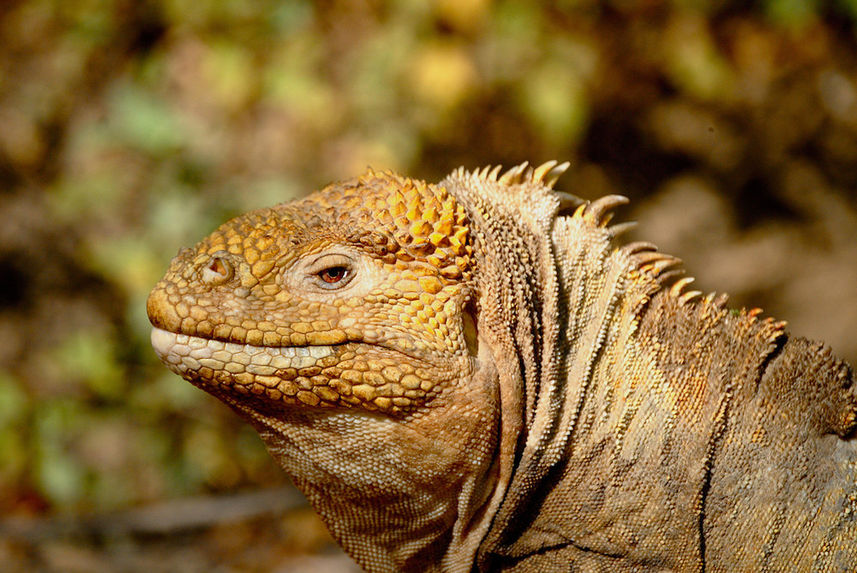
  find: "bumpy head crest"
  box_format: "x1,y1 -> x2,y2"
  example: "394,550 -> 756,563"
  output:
309,170 -> 474,280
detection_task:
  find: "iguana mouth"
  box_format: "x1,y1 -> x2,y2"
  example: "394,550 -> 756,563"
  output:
151,327 -> 335,373
150,327 -> 438,413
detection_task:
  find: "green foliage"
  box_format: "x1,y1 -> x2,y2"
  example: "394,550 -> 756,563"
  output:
0,373 -> 29,485
52,330 -> 124,399
34,399 -> 89,509
765,0 -> 821,27
108,83 -> 187,156
840,0 -> 857,18
516,60 -> 589,147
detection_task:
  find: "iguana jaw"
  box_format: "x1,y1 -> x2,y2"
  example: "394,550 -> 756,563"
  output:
150,327 -> 446,414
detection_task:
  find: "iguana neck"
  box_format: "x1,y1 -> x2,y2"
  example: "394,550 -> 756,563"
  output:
447,169 -> 800,569
224,335 -> 501,573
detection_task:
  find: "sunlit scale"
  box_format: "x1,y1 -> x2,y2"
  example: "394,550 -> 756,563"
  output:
150,328 -> 435,413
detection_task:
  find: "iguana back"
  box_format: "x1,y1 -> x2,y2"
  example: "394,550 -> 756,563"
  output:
148,161 -> 857,571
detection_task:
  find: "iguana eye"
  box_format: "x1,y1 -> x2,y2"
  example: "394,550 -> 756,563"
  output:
318,266 -> 349,284
306,253 -> 356,290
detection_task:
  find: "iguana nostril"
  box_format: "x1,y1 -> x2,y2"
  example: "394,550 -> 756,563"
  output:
201,252 -> 233,285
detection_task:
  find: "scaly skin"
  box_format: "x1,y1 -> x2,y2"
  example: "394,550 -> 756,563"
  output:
148,162 -> 857,572
148,171 -> 474,414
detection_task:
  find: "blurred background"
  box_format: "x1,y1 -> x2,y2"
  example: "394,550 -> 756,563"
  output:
1,0 -> 856,571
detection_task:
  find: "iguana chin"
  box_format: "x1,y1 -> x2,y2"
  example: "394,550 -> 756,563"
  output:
147,161 -> 857,572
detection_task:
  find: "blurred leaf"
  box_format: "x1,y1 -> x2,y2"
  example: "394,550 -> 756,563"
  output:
516,62 -> 589,147
35,400 -> 88,508
161,0 -> 267,29
108,83 -> 186,155
146,182 -> 213,250
345,23 -> 415,120
132,370 -> 204,413
202,40 -> 256,113
262,36 -> 339,129
0,372 -> 28,487
234,424 -> 279,480
493,0 -> 541,46
837,0 -> 857,19
185,423 -> 243,488
60,0 -> 113,43
51,330 -> 123,399
0,427 -> 27,487
670,0 -> 719,12
85,235 -> 166,297
0,371 -> 28,427
130,291 -> 158,345
664,14 -> 736,101
435,0 -> 491,33
238,176 -> 305,212
270,0 -> 315,35
765,0 -> 820,27
408,42 -> 478,111
49,172 -> 124,222
481,1 -> 543,83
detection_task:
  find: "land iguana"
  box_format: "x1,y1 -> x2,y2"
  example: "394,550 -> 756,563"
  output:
147,161 -> 857,572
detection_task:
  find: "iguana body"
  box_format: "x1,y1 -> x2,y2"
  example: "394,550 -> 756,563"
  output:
147,162 -> 857,572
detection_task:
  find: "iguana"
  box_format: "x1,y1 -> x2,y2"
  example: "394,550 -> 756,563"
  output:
147,161 -> 857,572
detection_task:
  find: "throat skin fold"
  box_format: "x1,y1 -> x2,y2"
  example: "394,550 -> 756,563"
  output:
243,334 -> 502,573
147,162 -> 857,572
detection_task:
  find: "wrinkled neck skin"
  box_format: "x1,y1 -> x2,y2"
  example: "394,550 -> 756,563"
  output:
437,169 -> 722,569
460,174 -> 857,571
226,334 -> 501,573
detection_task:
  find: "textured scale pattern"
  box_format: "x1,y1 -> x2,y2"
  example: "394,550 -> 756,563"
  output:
148,171 -> 475,415
148,161 -> 857,572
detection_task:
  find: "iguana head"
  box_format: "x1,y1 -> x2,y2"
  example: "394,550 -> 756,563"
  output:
148,170 -> 477,416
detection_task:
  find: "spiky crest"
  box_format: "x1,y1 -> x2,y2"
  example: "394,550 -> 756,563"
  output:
462,160 -> 754,319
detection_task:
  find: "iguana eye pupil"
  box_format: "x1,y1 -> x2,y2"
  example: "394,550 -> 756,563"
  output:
318,266 -> 348,284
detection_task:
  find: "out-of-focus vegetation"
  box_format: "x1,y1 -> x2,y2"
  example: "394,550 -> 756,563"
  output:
1,0 -> 856,569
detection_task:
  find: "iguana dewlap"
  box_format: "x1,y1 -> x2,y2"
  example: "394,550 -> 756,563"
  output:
147,162 -> 857,572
